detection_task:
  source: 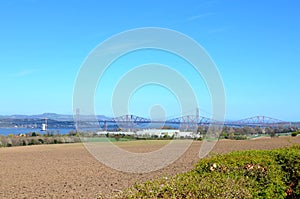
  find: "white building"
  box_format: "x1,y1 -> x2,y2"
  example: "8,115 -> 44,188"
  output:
96,131 -> 135,136
136,129 -> 195,138
97,129 -> 197,139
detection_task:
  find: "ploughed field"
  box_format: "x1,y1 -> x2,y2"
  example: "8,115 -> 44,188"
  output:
1,136 -> 300,198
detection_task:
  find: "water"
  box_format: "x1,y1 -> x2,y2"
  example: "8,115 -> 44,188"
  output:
0,128 -> 75,136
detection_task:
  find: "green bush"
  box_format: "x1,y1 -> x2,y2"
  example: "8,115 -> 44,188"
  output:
291,132 -> 298,137
194,137 -> 203,141
120,146 -> 300,199
273,146 -> 300,197
28,138 -> 36,145
22,139 -> 28,146
38,138 -> 44,144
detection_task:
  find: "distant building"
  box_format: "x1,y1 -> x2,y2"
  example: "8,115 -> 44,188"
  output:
136,129 -> 196,138
136,129 -> 179,138
96,129 -> 197,139
41,124 -> 47,131
96,131 -> 135,136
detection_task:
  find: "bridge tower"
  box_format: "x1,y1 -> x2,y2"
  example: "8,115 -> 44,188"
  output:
75,108 -> 80,132
104,121 -> 107,131
195,107 -> 199,133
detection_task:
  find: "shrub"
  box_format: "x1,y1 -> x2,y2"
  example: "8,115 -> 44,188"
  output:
11,138 -> 22,146
291,132 -> 298,137
273,146 -> 300,197
38,138 -> 44,144
120,146 -> 300,199
28,138 -> 36,145
6,143 -> 12,147
270,131 -> 276,137
64,137 -> 75,143
4,138 -> 13,147
58,137 -> 65,143
194,137 -> 203,141
229,135 -> 248,140
0,137 -> 3,147
44,137 -> 53,144
73,136 -> 81,143
0,135 -> 81,147
22,139 -> 28,146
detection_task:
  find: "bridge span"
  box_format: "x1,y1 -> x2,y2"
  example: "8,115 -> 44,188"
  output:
75,114 -> 292,131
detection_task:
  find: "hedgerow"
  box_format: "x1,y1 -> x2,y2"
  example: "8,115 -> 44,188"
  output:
0,135 -> 81,147
119,145 -> 300,199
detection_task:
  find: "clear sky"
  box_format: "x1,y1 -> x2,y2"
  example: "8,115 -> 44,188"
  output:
0,0 -> 299,121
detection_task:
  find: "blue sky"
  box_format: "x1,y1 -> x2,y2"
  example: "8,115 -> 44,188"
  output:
0,0 -> 299,121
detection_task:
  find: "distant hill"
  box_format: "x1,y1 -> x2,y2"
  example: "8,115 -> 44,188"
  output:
0,113 -> 109,121
0,113 -> 111,129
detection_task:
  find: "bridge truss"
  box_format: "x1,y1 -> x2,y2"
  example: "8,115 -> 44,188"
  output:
225,116 -> 290,128
94,115 -> 292,131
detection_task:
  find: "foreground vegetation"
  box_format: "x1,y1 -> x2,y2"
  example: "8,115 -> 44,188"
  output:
119,145 -> 300,199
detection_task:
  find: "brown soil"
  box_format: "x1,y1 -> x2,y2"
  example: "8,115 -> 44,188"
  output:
1,136 -> 299,198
